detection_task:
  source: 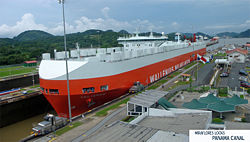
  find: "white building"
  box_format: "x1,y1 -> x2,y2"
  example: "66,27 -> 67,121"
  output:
226,48 -> 248,63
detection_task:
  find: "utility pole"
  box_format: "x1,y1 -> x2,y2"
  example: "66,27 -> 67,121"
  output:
58,0 -> 72,123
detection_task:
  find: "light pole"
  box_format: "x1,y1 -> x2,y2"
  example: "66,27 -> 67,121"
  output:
58,0 -> 72,123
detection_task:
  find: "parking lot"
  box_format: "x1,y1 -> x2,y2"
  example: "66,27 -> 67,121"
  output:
219,62 -> 249,91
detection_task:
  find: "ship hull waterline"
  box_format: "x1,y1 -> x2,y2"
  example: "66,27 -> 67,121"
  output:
40,48 -> 206,118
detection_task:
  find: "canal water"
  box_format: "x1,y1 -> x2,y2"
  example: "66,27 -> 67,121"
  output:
0,113 -> 44,142
207,38 -> 250,51
0,111 -> 56,142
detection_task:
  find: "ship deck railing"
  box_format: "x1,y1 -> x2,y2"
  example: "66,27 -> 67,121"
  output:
42,41 -> 206,63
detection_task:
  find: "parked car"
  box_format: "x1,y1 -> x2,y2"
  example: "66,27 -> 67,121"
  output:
220,72 -> 229,77
239,76 -> 248,82
239,69 -> 248,76
240,81 -> 250,88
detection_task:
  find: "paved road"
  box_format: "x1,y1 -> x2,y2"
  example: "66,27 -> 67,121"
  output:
197,62 -> 215,85
166,62 -> 215,94
72,106 -> 126,142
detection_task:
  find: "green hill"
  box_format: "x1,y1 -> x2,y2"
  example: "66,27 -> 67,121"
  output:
13,30 -> 54,41
216,32 -> 238,38
0,29 -> 124,65
0,29 -> 249,65
216,29 -> 250,38
238,29 -> 250,37
0,38 -> 13,47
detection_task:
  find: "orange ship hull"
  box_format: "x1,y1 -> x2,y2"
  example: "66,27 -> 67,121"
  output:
40,48 -> 206,117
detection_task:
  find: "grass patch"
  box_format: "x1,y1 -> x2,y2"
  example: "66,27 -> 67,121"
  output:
218,87 -> 228,97
0,66 -> 37,78
168,71 -> 182,78
0,66 -> 24,72
183,62 -> 197,70
27,90 -> 36,94
200,86 -> 210,92
55,121 -> 83,136
186,86 -> 210,93
176,80 -> 190,86
247,89 -> 250,94
218,94 -> 228,97
212,118 -> 224,124
186,87 -> 196,92
147,79 -> 167,90
96,98 -> 130,117
214,53 -> 226,57
30,84 -> 40,88
242,118 -> 247,122
121,116 -> 136,122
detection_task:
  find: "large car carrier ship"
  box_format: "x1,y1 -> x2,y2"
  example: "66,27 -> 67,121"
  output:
39,32 -> 216,118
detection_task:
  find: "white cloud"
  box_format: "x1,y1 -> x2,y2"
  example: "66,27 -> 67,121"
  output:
204,20 -> 250,30
0,13 -> 48,38
0,10 -> 161,38
171,22 -> 178,26
204,25 -> 234,29
101,7 -> 110,18
240,20 -> 250,27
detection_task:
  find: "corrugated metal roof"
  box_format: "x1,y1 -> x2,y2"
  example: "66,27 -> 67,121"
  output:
128,90 -> 167,107
182,99 -> 207,109
207,100 -> 235,112
224,95 -> 248,106
199,93 -> 220,104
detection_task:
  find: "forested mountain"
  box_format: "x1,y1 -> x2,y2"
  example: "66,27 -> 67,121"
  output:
238,29 -> 250,37
13,30 -> 54,41
0,29 -> 127,65
216,32 -> 238,38
216,29 -> 250,38
0,28 -> 249,65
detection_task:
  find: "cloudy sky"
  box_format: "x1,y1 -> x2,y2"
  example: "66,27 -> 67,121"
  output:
0,0 -> 250,38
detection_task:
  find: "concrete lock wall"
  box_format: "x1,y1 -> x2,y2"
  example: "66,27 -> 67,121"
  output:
0,74 -> 39,91
0,94 -> 52,128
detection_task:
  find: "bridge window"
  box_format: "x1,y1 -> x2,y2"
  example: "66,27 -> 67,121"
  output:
100,85 -> 108,91
49,89 -> 59,94
83,87 -> 95,93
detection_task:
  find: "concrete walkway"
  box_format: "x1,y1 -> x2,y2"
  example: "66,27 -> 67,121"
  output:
156,63 -> 198,90
72,106 -> 126,142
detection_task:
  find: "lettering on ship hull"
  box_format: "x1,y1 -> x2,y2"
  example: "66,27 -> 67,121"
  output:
149,59 -> 190,83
